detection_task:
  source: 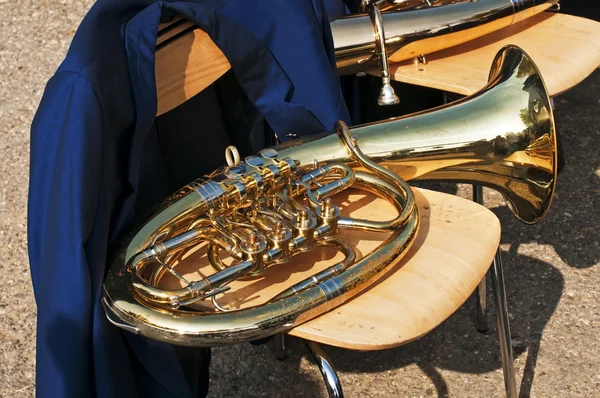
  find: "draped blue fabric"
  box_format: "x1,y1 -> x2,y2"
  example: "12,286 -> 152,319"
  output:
28,1 -> 351,397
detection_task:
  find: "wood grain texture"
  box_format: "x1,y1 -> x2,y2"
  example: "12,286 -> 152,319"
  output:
155,29 -> 230,116
383,13 -> 600,97
159,188 -> 500,350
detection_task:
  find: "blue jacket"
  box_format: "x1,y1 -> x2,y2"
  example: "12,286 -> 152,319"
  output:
28,1 -> 350,397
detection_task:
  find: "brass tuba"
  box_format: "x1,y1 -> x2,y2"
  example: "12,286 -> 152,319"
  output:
102,46 -> 556,346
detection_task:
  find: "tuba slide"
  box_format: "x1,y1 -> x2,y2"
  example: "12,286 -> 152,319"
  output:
102,46 -> 556,346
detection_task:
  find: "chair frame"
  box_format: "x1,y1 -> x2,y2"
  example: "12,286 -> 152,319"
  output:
473,185 -> 518,398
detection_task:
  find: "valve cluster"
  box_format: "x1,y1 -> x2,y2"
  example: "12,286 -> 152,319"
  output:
200,149 -> 348,276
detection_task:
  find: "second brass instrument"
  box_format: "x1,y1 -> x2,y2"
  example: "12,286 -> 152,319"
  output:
334,0 -> 560,74
334,0 -> 559,103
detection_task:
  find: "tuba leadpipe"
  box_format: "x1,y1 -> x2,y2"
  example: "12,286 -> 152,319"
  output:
102,46 -> 556,346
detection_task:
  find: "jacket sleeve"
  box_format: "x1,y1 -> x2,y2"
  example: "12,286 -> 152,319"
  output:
28,70 -> 103,398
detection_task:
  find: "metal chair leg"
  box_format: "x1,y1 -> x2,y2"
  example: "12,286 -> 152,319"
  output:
491,250 -> 518,398
473,184 -> 516,396
475,276 -> 489,332
472,185 -> 489,332
268,333 -> 287,360
303,340 -> 344,398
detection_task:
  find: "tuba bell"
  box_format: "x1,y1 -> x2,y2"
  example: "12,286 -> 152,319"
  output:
102,46 -> 556,346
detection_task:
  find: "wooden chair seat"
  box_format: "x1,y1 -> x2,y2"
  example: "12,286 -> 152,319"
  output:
384,13 -> 600,96
160,187 -> 500,350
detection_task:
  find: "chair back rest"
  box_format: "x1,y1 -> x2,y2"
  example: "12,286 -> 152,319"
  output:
156,19 -> 231,116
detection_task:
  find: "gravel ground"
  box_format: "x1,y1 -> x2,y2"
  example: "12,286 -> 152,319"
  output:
1,1 -> 599,397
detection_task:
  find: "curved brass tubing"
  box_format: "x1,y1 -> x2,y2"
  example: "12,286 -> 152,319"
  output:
102,46 -> 557,346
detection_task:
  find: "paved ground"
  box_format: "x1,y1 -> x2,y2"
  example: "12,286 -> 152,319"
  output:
1,1 -> 599,397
